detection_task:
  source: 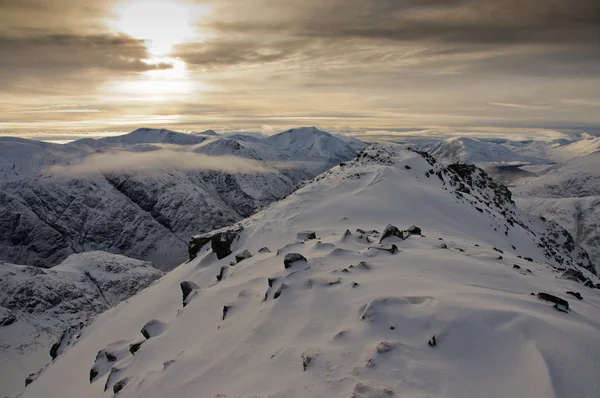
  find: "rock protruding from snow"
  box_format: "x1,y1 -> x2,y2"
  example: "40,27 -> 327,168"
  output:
297,231 -> 317,240
189,227 -> 242,261
379,224 -> 422,243
235,249 -> 253,263
284,253 -> 307,269
180,281 -> 199,308
140,320 -> 169,339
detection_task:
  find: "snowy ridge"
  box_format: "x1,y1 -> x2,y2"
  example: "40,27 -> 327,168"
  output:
0,127 -> 358,270
19,143 -> 600,398
0,252 -> 163,397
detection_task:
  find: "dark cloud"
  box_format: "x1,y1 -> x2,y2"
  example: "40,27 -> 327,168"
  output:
0,34 -> 172,90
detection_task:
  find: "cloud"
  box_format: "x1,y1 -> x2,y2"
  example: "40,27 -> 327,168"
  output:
47,148 -> 269,176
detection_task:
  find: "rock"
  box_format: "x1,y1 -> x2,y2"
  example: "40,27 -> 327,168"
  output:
211,230 -> 241,260
297,231 -> 317,240
129,341 -> 143,355
513,264 -> 521,269
90,367 -> 99,383
493,247 -> 504,253
379,224 -> 406,242
428,335 -> 437,347
584,280 -> 595,288
258,247 -> 271,253
187,236 -> 211,260
560,268 -> 587,283
372,244 -> 399,254
566,291 -> 583,300
406,225 -> 422,235
273,283 -> 287,299
524,257 -> 533,262
180,281 -> 199,308
439,243 -> 448,249
113,378 -> 129,394
284,253 -> 307,269
222,305 -> 230,320
0,307 -> 16,326
216,266 -> 226,281
498,256 -> 503,260
537,292 -> 569,310
301,350 -> 319,371
141,319 -> 168,339
235,249 -> 252,263
25,369 -> 42,387
404,165 -> 412,169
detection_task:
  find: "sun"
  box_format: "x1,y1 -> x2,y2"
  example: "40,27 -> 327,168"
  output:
109,0 -> 208,56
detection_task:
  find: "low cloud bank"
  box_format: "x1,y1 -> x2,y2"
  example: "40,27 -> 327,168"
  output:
47,149 -> 269,176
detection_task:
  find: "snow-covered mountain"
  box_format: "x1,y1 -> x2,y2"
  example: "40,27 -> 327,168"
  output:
18,143 -> 599,398
503,134 -> 600,163
0,252 -> 163,397
430,137 -> 548,165
0,127 -> 359,271
512,151 -> 600,265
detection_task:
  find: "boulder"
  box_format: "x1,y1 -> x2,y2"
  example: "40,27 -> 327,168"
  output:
235,249 -> 253,263
513,264 -> 521,269
113,378 -> 129,394
560,268 -> 587,283
406,225 -> 422,236
187,236 -> 211,260
297,231 -> 317,240
188,227 -> 243,261
566,291 -> 583,300
537,292 -> 569,310
373,244 -> 399,254
180,281 -> 199,307
379,224 -> 406,242
129,341 -> 143,355
258,247 -> 271,253
284,253 -> 307,269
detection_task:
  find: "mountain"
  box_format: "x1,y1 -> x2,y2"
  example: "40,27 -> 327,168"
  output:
512,151 -> 600,265
265,127 -> 359,173
431,137 -> 548,165
0,252 -> 163,397
0,127 -> 359,271
503,134 -> 600,163
18,143 -> 598,398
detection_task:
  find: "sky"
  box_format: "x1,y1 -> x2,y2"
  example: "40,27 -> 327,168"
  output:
0,0 -> 599,141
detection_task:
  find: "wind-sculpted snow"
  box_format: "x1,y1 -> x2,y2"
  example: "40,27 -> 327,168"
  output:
0,252 -> 163,397
19,143 -> 599,398
0,127 -> 358,270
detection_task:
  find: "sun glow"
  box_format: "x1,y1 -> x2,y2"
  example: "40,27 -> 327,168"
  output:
109,0 -> 210,56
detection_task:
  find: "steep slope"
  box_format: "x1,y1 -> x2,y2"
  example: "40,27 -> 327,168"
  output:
513,151 -> 600,264
0,252 -> 163,397
0,128 -> 359,270
20,144 -> 599,398
431,137 -> 548,165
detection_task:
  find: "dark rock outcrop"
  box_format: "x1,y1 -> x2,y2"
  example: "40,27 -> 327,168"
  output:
537,293 -> 569,310
284,253 -> 307,269
180,281 -> 199,307
188,227 -> 243,261
235,249 -> 252,263
566,291 -> 583,300
297,231 -> 317,240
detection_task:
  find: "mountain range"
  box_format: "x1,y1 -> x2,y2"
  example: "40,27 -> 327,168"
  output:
0,127 -> 361,271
